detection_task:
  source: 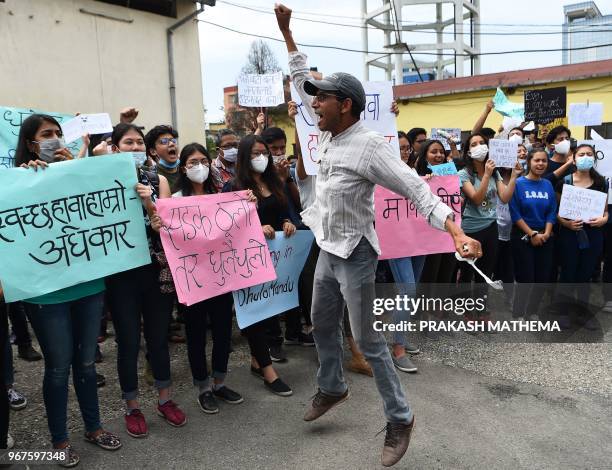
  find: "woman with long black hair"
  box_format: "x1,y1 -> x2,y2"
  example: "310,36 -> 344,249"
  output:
224,134 -> 296,397
14,114 -> 122,467
556,143 -> 608,329
458,132 -> 521,323
173,143 -> 245,413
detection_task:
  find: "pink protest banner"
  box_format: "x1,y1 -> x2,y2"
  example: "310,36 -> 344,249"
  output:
156,191 -> 277,306
375,175 -> 462,259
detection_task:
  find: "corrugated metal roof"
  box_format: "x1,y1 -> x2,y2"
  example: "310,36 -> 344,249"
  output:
393,59 -> 612,100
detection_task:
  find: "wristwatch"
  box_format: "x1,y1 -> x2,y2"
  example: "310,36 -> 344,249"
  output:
529,231 -> 539,239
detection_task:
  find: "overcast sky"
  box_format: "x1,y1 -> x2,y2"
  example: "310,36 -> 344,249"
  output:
197,0 -> 610,122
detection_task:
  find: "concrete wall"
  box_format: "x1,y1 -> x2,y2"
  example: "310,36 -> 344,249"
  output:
0,0 -> 205,143
395,77 -> 612,140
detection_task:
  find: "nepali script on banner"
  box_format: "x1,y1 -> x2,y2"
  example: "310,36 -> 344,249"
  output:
0,105 -> 82,168
0,154 -> 151,302
375,175 -> 462,260
291,81 -> 399,175
157,192 -> 277,306
233,230 -> 314,329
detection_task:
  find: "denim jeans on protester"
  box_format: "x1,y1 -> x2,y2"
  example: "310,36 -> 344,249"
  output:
388,256 -> 425,346
25,292 -> 104,445
106,264 -> 174,400
311,237 -> 412,424
184,293 -> 233,388
7,302 -> 32,347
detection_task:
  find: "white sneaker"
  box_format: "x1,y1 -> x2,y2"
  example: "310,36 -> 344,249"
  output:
7,433 -> 14,449
602,301 -> 612,313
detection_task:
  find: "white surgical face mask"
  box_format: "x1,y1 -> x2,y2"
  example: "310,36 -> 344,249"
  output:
509,134 -> 523,144
132,151 -> 146,167
469,144 -> 488,161
186,163 -> 209,184
37,137 -> 65,162
222,147 -> 238,163
554,139 -> 570,155
251,155 -> 268,173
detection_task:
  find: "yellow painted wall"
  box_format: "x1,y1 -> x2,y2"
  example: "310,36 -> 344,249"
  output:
395,77 -> 612,139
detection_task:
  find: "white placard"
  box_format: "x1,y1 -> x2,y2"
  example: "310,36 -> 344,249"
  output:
61,113 -> 113,144
291,81 -> 399,176
430,128 -> 462,151
568,103 -> 603,126
558,184 -> 607,222
238,72 -> 284,108
488,139 -> 518,168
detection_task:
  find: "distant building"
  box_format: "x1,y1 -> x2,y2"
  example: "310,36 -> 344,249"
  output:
0,0 -> 206,145
563,1 -> 612,64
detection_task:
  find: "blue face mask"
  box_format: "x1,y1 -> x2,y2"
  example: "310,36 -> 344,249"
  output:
576,156 -> 594,171
157,158 -> 180,170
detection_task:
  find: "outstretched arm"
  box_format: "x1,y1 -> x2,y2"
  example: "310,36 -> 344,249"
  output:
275,4 -> 316,124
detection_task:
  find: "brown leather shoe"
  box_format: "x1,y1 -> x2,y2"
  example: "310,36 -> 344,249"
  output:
303,389 -> 349,422
346,357 -> 373,377
381,418 -> 415,467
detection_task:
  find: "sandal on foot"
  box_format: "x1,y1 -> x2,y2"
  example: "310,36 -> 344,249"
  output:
84,430 -> 122,451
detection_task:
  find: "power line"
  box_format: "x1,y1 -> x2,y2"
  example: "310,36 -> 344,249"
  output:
197,19 -> 612,57
217,0 -> 612,30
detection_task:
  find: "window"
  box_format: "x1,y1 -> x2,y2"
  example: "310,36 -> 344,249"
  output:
95,0 -> 177,18
585,122 -> 612,139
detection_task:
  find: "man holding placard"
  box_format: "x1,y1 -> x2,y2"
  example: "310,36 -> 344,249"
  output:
275,4 -> 482,467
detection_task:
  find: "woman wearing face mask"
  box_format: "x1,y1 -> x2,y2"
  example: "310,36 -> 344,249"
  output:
544,126 -> 575,181
555,144 -> 608,330
172,143 -> 244,413
223,134 -> 296,397
13,115 -> 122,467
509,148 -> 557,320
14,114 -> 73,167
103,124 -> 188,438
458,133 -> 522,325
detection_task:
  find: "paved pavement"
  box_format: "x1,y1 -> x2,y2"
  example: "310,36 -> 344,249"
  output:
76,347 -> 611,470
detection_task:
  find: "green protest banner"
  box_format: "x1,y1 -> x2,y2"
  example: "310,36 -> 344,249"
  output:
0,153 -> 151,302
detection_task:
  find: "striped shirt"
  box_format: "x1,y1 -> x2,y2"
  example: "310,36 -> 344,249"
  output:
290,51 -> 453,259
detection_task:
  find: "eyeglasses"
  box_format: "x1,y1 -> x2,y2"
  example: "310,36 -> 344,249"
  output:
251,152 -> 270,159
313,92 -> 346,103
158,137 -> 177,145
185,159 -> 210,169
415,139 -> 427,144
219,142 -> 238,150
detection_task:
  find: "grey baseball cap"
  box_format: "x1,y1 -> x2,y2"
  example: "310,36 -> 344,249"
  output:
304,72 -> 366,113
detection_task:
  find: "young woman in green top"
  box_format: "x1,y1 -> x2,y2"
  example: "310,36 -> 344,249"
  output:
14,114 -> 122,468
458,132 -> 522,322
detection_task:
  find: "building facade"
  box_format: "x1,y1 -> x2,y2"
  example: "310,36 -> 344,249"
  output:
393,59 -> 612,140
563,2 -> 612,65
0,0 -> 206,143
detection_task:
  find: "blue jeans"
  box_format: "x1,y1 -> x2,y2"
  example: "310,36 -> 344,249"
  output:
388,256 -> 425,346
26,292 -> 104,445
311,238 -> 412,424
